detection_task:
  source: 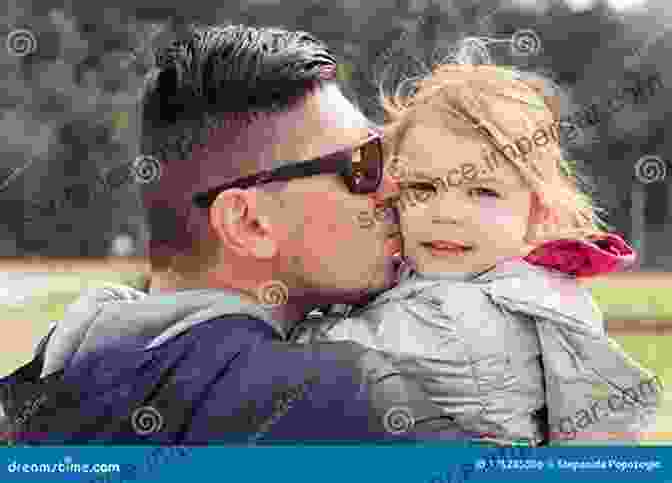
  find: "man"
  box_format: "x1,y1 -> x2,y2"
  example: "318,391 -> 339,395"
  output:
0,24 -> 465,444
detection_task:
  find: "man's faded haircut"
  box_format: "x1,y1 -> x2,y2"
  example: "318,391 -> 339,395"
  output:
141,23 -> 338,162
138,23 -> 338,270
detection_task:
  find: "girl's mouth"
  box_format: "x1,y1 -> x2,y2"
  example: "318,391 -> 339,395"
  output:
422,241 -> 473,256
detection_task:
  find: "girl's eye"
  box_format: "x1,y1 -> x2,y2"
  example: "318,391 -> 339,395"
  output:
468,187 -> 501,198
399,182 -> 438,193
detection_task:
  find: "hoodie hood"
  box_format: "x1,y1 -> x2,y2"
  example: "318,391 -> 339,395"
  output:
41,284 -> 284,378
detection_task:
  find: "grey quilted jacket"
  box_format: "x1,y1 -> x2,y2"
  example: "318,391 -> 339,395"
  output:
294,259 -> 662,445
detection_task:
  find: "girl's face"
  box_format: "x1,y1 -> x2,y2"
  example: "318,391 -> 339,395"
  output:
394,117 -> 538,275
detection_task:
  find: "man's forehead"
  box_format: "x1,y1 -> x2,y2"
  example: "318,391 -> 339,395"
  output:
261,83 -> 372,163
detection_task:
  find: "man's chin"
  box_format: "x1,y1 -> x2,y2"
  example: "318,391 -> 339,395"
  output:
346,263 -> 401,306
304,260 -> 402,307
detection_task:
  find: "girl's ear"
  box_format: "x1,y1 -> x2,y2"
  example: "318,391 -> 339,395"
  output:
525,191 -> 557,243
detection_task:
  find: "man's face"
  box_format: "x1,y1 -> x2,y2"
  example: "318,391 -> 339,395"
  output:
276,84 -> 401,304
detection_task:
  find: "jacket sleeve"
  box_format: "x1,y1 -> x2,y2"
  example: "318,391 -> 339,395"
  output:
482,272 -> 662,443
310,341 -> 472,442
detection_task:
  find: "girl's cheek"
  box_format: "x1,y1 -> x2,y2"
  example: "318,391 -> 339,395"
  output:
476,199 -> 524,225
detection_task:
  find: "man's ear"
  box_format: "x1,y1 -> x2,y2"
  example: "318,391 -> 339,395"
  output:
525,191 -> 556,243
208,189 -> 278,259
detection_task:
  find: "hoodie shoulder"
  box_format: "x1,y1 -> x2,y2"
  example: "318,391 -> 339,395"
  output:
42,284 -> 147,377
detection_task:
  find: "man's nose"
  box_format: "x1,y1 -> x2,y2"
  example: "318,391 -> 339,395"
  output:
367,171 -> 400,228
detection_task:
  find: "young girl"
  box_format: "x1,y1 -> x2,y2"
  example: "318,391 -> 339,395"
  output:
293,63 -> 662,445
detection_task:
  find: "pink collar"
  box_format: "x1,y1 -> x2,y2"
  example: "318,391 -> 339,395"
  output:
523,233 -> 637,278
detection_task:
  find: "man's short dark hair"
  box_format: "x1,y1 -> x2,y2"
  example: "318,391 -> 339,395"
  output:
140,23 -> 338,163
139,23 -> 338,270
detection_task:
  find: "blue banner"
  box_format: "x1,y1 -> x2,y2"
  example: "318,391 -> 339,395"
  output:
1,445 -> 670,482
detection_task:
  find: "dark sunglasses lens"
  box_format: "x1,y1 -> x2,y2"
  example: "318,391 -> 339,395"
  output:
347,139 -> 382,193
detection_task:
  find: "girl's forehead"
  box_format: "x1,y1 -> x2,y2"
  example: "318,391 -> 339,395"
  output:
400,90 -> 550,140
397,118 -> 487,157
394,123 -> 528,188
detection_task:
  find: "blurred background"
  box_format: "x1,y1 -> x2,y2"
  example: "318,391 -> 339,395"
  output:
0,0 -> 670,441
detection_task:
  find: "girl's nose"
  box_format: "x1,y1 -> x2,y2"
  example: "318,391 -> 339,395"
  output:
425,185 -> 471,224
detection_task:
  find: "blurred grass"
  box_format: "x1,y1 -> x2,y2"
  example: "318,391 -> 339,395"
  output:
588,280 -> 672,320
611,333 -> 672,445
2,271 -> 145,324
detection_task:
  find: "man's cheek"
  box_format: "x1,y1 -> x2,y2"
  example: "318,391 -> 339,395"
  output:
300,195 -> 341,233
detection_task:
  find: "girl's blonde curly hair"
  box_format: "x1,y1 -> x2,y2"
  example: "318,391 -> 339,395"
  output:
378,40 -> 609,244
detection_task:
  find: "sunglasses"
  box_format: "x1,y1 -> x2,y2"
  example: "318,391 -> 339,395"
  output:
192,131 -> 384,208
